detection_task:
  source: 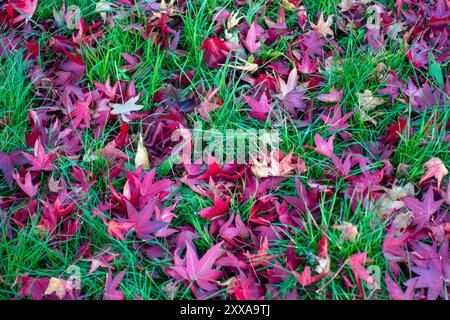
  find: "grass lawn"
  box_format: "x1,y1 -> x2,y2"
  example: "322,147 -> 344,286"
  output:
0,0 -> 449,300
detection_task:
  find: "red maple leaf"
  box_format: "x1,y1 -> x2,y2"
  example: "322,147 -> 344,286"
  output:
23,138 -> 57,172
125,200 -> 168,240
385,273 -> 416,300
403,188 -> 444,228
382,223 -> 410,274
348,252 -> 377,299
199,37 -> 230,68
243,92 -> 273,121
67,95 -> 92,129
12,171 -> 39,198
310,134 -> 335,158
104,219 -> 134,241
6,0 -> 38,25
198,192 -> 231,219
292,267 -> 327,286
167,241 -> 224,298
241,21 -> 264,53
103,270 -> 126,300
419,158 -> 448,190
405,240 -> 449,300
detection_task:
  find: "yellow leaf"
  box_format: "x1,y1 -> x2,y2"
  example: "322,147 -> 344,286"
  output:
44,278 -> 69,299
359,90 -> 385,111
226,10 -> 243,30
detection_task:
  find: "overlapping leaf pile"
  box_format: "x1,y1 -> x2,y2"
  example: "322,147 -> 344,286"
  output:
0,0 -> 449,300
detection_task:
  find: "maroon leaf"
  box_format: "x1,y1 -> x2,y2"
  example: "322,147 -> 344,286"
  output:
0,150 -> 28,188
126,201 -> 168,240
199,37 -> 230,68
403,188 -> 444,228
103,270 -> 126,300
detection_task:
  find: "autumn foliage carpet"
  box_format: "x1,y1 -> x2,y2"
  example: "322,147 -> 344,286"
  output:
0,0 -> 449,300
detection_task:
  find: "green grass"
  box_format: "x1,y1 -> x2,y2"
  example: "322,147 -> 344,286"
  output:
0,0 -> 448,301
0,51 -> 34,153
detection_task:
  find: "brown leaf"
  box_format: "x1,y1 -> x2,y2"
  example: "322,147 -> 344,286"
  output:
333,222 -> 359,242
310,13 -> 334,38
359,90 -> 385,111
48,174 -> 64,193
251,150 -> 302,178
135,133 -> 150,170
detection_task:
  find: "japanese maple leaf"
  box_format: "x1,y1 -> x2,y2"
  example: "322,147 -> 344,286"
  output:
292,266 -> 327,286
18,276 -> 49,300
395,0 -> 404,15
251,150 -> 302,178
297,6 -> 307,30
310,13 -> 334,38
301,31 -> 325,57
319,103 -> 352,132
231,271 -> 265,300
310,134 -> 335,158
23,138 -> 57,172
104,219 -> 134,241
348,252 -> 377,299
283,178 -> 317,213
297,53 -> 317,74
317,86 -> 344,103
85,252 -> 119,274
167,241 -> 224,296
244,237 -> 273,267
243,92 -> 273,121
198,192 -> 230,219
199,37 -> 230,68
403,188 -> 444,228
277,67 -> 298,99
67,95 -> 91,129
125,200 -> 168,240
385,273 -> 416,300
405,241 -> 449,300
241,21 -> 264,53
12,171 -> 39,198
198,86 -> 222,119
419,158 -> 448,190
0,150 -> 28,188
110,95 -> 144,123
103,270 -> 126,300
382,224 -> 410,274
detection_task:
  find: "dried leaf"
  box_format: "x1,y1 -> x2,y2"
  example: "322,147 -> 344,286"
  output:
135,133 -> 150,170
419,158 -> 448,189
310,13 -> 334,38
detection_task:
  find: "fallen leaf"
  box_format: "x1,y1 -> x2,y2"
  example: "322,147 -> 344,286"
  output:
44,278 -> 72,299
135,133 -> 150,170
310,13 -> 334,38
251,150 -> 301,178
359,89 -> 385,111
348,252 -> 377,299
110,95 -> 144,122
419,158 -> 448,189
333,222 -> 359,242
